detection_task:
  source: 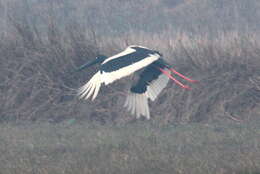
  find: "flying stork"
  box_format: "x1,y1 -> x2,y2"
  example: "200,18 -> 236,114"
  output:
77,45 -> 197,119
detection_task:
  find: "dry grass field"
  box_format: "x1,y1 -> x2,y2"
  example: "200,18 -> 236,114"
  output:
0,0 -> 260,173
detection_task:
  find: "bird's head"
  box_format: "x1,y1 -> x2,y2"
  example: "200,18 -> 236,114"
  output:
75,55 -> 107,71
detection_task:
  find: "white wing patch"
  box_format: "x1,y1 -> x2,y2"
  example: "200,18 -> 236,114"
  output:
102,47 -> 136,64
124,93 -> 150,119
145,69 -> 170,101
77,71 -> 102,100
102,53 -> 160,85
102,45 -> 150,64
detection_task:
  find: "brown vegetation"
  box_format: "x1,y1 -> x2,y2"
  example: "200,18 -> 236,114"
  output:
0,1 -> 259,173
0,0 -> 260,123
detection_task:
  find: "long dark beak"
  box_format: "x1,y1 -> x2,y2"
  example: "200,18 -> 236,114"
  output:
75,59 -> 99,72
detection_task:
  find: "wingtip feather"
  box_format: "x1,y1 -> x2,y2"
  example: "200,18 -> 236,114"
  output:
77,71 -> 102,100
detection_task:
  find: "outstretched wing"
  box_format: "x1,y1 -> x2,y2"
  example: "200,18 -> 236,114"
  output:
77,71 -> 102,100
77,45 -> 161,101
100,46 -> 161,85
124,62 -> 170,119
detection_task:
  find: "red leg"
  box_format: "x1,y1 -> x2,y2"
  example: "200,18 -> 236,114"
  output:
159,68 -> 192,90
169,68 -> 198,83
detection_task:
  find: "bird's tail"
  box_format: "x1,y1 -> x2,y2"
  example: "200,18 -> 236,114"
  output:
124,93 -> 150,119
77,71 -> 102,100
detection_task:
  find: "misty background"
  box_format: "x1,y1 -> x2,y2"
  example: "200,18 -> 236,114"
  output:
0,1 -> 259,173
0,0 -> 259,123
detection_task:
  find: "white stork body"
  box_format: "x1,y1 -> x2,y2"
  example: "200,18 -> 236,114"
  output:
77,45 -> 196,119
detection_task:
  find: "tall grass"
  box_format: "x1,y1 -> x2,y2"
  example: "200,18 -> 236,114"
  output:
1,29 -> 259,123
0,0 -> 259,123
0,1 -> 259,173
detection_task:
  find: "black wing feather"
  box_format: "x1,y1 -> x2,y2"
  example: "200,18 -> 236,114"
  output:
101,47 -> 161,73
130,60 -> 166,94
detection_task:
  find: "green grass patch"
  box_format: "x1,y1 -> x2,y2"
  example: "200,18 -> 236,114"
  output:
0,120 -> 259,174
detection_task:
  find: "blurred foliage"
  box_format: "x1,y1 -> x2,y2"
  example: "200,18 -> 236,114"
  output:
0,0 -> 259,123
1,0 -> 260,36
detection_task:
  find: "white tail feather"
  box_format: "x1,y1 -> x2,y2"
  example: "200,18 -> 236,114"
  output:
124,93 -> 150,119
77,71 -> 102,101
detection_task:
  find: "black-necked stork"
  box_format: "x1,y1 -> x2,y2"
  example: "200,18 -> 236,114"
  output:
77,45 -> 197,119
